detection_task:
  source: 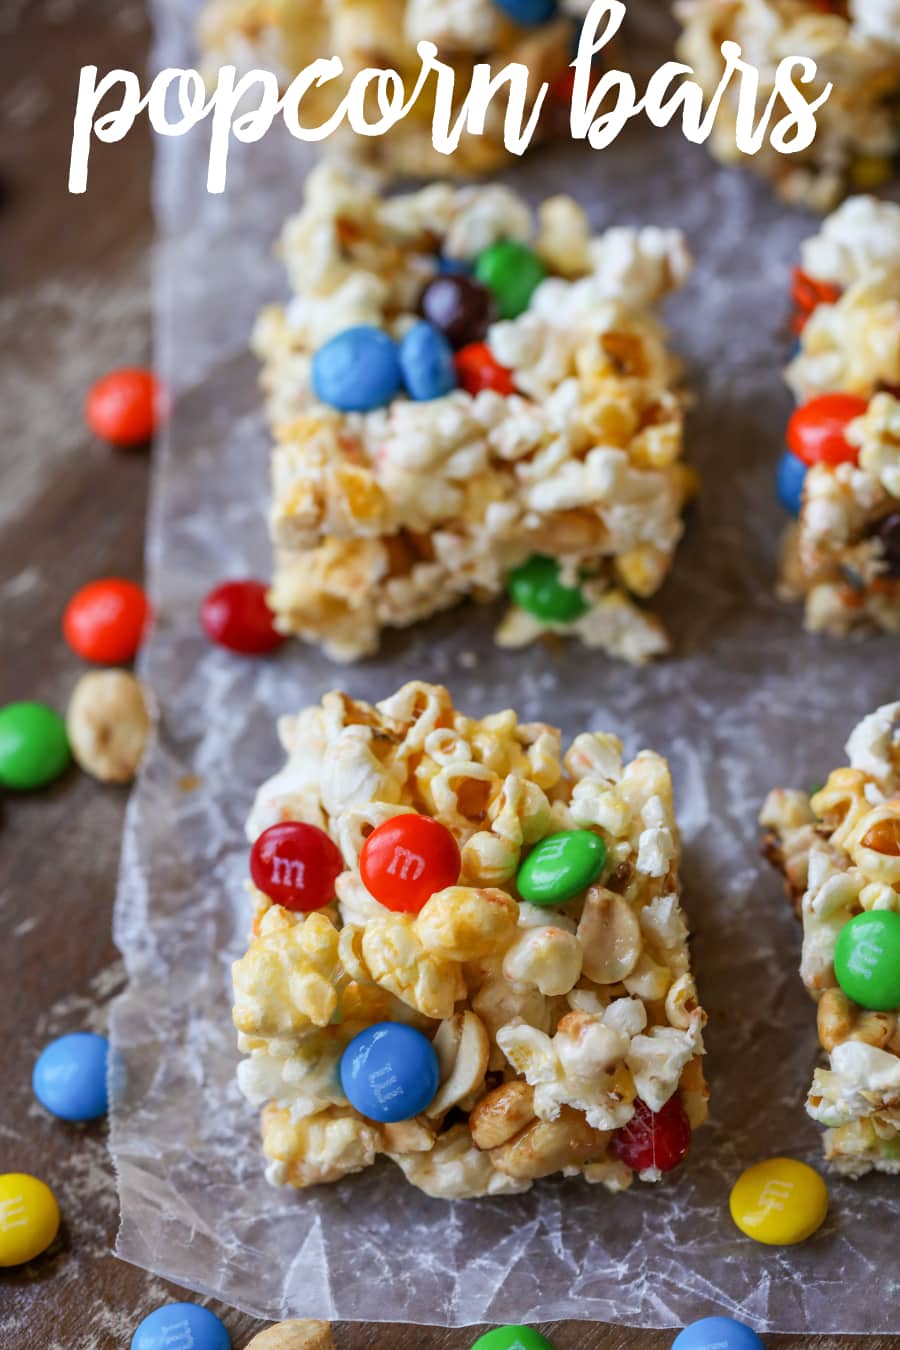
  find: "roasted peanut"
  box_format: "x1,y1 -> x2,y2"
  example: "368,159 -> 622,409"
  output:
470,1081 -> 536,1151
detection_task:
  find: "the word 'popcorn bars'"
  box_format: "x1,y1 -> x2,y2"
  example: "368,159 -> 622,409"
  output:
255,165 -> 694,664
761,703 -> 900,1178
675,0 -> 900,211
232,681 -> 708,1198
197,0 -> 590,177
776,196 -> 900,636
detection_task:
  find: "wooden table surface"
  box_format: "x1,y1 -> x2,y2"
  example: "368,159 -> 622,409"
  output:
0,3 -> 895,1348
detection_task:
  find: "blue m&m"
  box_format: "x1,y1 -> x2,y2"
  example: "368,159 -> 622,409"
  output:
340,1022 -> 439,1122
399,322 -> 458,402
776,450 -> 807,517
131,1303 -> 230,1350
672,1317 -> 764,1350
311,325 -> 402,412
491,0 -> 557,24
33,1032 -> 109,1122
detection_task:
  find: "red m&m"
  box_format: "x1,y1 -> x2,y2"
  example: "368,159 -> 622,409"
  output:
360,814 -> 461,913
63,578 -> 150,663
200,580 -> 285,655
454,342 -> 516,396
249,822 -> 344,911
787,394 -> 869,468
611,1095 -> 691,1174
85,367 -> 165,448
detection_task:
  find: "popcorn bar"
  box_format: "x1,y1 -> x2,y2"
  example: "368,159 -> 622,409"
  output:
761,702 -> 900,1178
254,164 -> 694,664
675,0 -> 900,211
232,681 -> 709,1198
197,0 -> 589,178
776,196 -> 900,636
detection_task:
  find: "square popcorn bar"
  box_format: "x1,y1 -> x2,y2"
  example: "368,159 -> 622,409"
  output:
776,197 -> 900,635
675,0 -> 900,211
232,681 -> 708,1198
761,703 -> 900,1178
197,0 -> 588,178
254,165 -> 694,664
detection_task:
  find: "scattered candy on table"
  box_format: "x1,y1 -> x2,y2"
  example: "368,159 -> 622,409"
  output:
131,1303 -> 231,1350
311,324 -> 402,412
671,1315 -> 765,1350
474,240 -> 546,320
359,813 -> 461,913
85,367 -> 164,448
340,1022 -> 440,1122
250,821 -> 344,912
507,554 -> 589,623
418,274 -> 494,349
0,700 -> 71,790
469,1328 -> 555,1350
63,577 -> 151,664
398,322 -> 458,402
66,669 -> 151,783
729,1157 -> 828,1246
516,829 -> 607,906
611,1095 -> 692,1174
200,579 -> 286,655
0,1173 -> 60,1267
775,450 -> 807,517
833,910 -> 900,1012
454,341 -> 516,396
786,393 -> 868,468
33,1032 -> 109,1122
244,1322 -> 335,1350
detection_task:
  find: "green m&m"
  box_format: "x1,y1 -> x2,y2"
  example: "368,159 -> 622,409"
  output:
0,702 -> 71,790
516,829 -> 607,906
834,910 -> 900,1011
474,241 -> 546,320
470,1327 -> 555,1350
507,555 -> 588,624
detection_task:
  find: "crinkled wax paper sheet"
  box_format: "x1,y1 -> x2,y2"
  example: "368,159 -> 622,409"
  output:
110,0 -> 898,1332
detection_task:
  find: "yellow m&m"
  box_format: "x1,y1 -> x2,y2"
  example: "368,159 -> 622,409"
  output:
0,1173 -> 60,1267
729,1157 -> 828,1246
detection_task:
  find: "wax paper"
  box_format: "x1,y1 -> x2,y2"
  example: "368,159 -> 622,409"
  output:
109,0 -> 899,1332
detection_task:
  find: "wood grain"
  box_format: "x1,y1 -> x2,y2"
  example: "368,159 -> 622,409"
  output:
0,3 -> 895,1348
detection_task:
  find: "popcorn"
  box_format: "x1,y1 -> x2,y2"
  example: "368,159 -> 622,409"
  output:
256,167 -> 693,665
675,1 -> 900,210
197,0 -> 585,178
234,681 -> 708,1197
761,703 -> 900,1177
779,198 -> 900,637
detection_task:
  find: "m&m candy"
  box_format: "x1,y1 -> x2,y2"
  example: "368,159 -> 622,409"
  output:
475,240 -> 546,320
470,1329 -> 555,1350
85,367 -> 164,448
340,1022 -> 439,1122
455,342 -> 516,396
671,1316 -> 764,1350
311,325 -> 402,412
419,274 -> 494,349
360,814 -> 461,913
398,322 -> 458,402
786,393 -> 868,468
250,822 -> 344,912
63,578 -> 150,664
516,829 -> 607,906
611,1095 -> 692,1174
776,450 -> 807,517
489,0 -> 557,23
0,701 -> 71,790
834,910 -> 900,1012
200,580 -> 285,655
729,1157 -> 828,1245
131,1303 -> 231,1350
507,554 -> 589,623
0,1174 -> 60,1267
33,1032 -> 109,1122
